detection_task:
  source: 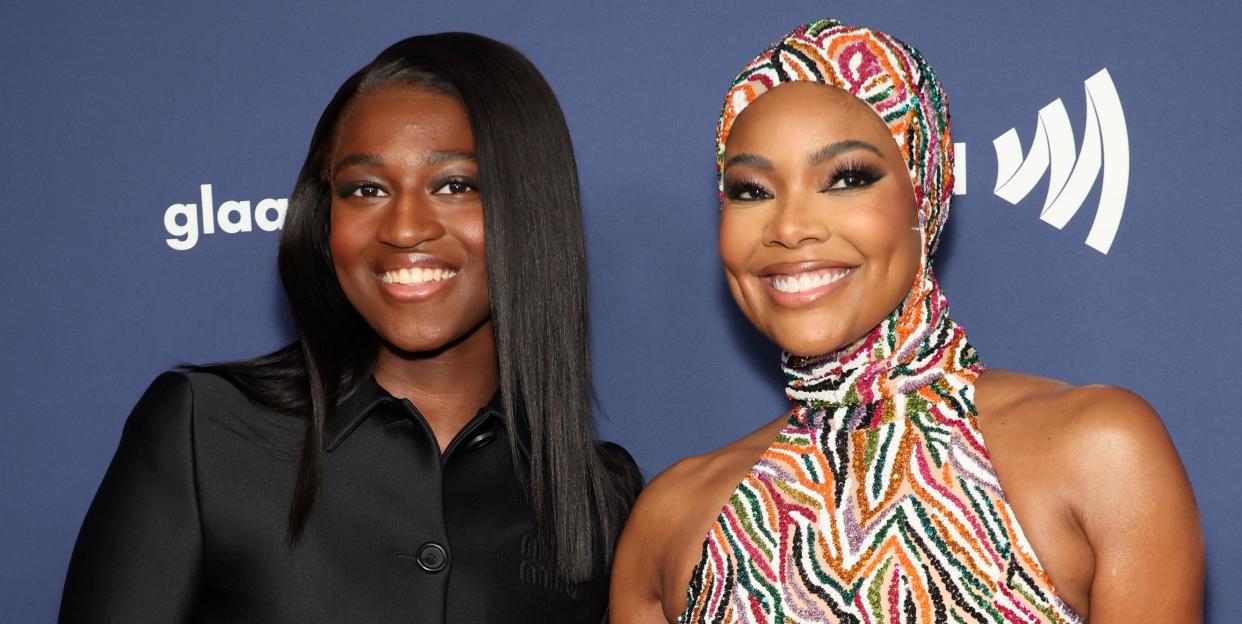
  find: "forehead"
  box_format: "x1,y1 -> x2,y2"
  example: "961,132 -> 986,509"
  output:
723,82 -> 894,155
333,83 -> 473,154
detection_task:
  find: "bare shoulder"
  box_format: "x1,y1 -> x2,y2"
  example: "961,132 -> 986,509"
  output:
615,414 -> 785,571
975,368 -> 1202,619
613,451 -> 714,575
997,374 -> 1195,522
973,367 -> 1197,616
975,369 -> 1176,467
611,415 -> 788,623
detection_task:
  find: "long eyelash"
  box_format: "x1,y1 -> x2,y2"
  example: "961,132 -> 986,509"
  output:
335,181 -> 383,198
723,178 -> 770,200
432,176 -> 479,195
439,176 -> 477,189
823,159 -> 885,190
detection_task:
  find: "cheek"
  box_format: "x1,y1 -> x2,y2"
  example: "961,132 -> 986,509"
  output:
854,200 -> 921,305
852,192 -> 920,263
718,211 -> 773,331
326,206 -> 380,317
718,211 -> 762,279
884,207 -> 922,278
460,212 -> 487,262
453,208 -> 491,301
328,205 -> 366,270
898,226 -> 921,275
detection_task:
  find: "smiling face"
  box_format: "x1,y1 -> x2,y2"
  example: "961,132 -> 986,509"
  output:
328,83 -> 492,357
718,82 -> 921,357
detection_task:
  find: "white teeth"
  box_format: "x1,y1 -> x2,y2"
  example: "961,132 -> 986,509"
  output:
770,268 -> 852,294
381,267 -> 459,285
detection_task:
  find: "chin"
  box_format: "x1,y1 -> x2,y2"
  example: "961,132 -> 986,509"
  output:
771,333 -> 842,358
380,326 -> 461,356
765,319 -> 860,358
781,343 -> 843,358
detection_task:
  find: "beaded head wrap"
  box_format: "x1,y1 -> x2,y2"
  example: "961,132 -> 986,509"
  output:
682,19 -> 1080,623
716,18 -> 975,412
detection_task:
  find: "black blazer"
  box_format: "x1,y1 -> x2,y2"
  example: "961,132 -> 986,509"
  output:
60,371 -> 642,623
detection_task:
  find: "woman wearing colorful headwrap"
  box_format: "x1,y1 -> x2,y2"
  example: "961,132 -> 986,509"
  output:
612,19 -> 1203,623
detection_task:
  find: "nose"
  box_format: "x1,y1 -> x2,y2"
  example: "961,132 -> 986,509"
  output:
378,190 -> 446,248
763,191 -> 829,249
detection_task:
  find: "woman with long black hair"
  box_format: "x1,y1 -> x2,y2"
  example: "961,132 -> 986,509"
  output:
61,32 -> 641,623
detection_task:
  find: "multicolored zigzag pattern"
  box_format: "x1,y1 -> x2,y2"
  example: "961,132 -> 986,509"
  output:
681,375 -> 1081,623
683,19 -> 1080,624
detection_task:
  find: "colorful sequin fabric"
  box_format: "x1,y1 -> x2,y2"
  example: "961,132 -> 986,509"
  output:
683,20 -> 1080,623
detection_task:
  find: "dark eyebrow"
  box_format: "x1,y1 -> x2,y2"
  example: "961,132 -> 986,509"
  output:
722,153 -> 774,174
424,149 -> 477,165
332,152 -> 384,175
808,140 -> 883,166
330,150 -> 476,178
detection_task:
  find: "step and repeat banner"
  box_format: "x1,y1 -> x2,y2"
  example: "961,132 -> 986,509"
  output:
3,1 -> 1238,620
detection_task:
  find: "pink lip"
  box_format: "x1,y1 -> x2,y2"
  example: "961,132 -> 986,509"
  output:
378,278 -> 454,303
758,261 -> 857,309
757,260 -> 856,277
375,254 -> 460,273
373,254 -> 461,303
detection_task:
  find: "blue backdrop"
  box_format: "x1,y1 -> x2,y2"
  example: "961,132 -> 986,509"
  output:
3,1 -> 1238,621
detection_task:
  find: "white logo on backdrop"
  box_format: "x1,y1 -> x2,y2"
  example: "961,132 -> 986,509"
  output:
161,72 -> 1128,254
164,184 -> 288,251
992,68 -> 1130,254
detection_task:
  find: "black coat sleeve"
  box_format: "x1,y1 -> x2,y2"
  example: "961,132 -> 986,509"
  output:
60,372 -> 204,623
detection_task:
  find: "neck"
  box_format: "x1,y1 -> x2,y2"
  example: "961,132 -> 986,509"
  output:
373,318 -> 499,451
784,268 -> 982,421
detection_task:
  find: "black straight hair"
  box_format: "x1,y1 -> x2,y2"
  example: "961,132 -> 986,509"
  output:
195,32 -> 632,582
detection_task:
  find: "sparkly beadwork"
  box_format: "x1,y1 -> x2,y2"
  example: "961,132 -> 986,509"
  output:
684,19 -> 1081,624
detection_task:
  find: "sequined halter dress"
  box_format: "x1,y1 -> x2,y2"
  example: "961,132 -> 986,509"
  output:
680,19 -> 1081,624
679,303 -> 1081,623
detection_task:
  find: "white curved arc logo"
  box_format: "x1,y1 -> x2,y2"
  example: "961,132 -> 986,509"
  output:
992,68 -> 1130,254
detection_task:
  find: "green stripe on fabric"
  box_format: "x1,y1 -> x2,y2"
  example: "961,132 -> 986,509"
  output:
732,487 -> 777,557
801,526 -> 851,596
871,424 -> 897,498
908,500 -> 989,593
867,558 -> 894,615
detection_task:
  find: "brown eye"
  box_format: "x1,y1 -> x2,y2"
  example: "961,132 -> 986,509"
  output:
836,173 -> 864,188
724,180 -> 773,202
824,165 -> 883,191
431,178 -> 477,196
338,183 -> 388,199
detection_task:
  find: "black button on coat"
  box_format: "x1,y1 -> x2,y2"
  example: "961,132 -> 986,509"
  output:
60,371 -> 642,623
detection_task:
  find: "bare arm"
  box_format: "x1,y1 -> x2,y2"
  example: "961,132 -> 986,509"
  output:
610,462 -> 697,624
611,417 -> 786,623
1066,387 -> 1204,622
